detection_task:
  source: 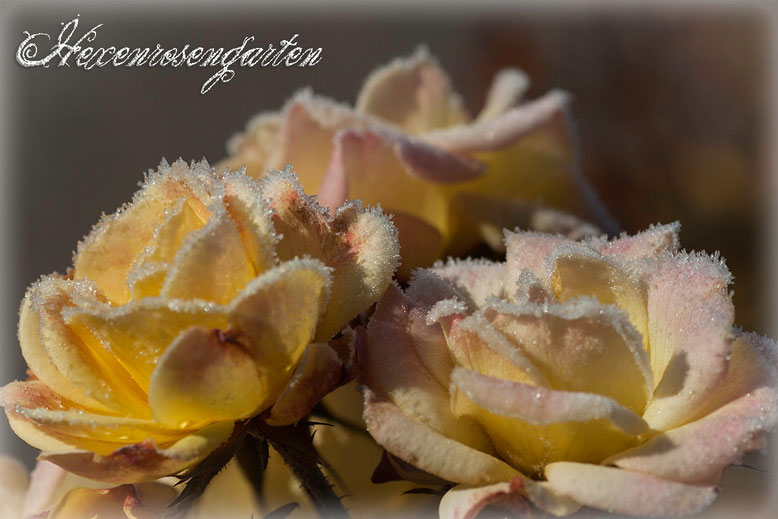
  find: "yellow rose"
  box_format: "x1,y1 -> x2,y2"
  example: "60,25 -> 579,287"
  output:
359,223 -> 778,517
221,49 -> 605,277
1,160 -> 398,484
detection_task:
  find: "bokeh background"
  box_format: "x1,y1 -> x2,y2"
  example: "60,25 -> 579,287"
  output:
1,1 -> 776,517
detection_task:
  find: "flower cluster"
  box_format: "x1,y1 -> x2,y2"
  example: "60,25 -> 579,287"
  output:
2,49 -> 776,519
221,49 -> 603,277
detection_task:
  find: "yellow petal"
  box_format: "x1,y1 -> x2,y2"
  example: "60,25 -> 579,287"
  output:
220,111 -> 282,180
161,209 -> 256,304
66,298 -> 229,392
148,327 -> 266,427
25,277 -> 148,416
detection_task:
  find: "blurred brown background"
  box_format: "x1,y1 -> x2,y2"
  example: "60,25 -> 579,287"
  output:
1,1 -> 775,516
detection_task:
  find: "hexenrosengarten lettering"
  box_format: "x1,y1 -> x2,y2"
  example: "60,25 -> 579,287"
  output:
16,16 -> 323,94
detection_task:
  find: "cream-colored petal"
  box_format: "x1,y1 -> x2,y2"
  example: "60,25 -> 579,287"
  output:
607,332 -> 778,485
161,208 -> 256,304
361,285 -> 491,452
148,327 -> 267,427
262,169 -> 399,341
481,298 -> 653,414
65,297 -> 229,392
356,48 -> 468,133
24,276 -> 148,416
41,422 -> 233,484
504,230 -> 571,289
362,389 -> 517,485
73,159 -> 213,304
475,68 -> 529,121
266,342 -> 344,426
642,252 -> 734,430
544,462 -> 717,517
49,483 -> 177,519
426,90 -> 568,153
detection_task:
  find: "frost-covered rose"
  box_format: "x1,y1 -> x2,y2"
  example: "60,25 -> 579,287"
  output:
360,223 -> 778,517
221,49 -> 603,276
1,160 -> 398,483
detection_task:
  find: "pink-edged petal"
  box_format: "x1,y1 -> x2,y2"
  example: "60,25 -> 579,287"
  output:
591,222 -> 680,262
425,90 -> 568,153
476,68 -> 530,121
40,422 -> 234,484
481,298 -> 653,414
23,461 -> 66,518
439,478 -> 581,519
428,258 -> 507,307
607,332 -> 778,485
147,327 -> 267,427
544,462 -> 717,517
262,169 -> 399,341
355,48 -> 468,133
452,368 -> 648,436
642,251 -> 735,430
267,342 -> 345,426
362,388 -> 518,485
361,284 -> 491,452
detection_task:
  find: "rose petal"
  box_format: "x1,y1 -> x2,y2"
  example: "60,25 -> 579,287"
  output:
361,285 -> 492,452
48,483 -> 175,519
504,230 -> 571,290
161,208 -> 256,304
266,342 -> 344,426
65,297 -> 229,391
544,462 -> 717,517
391,212 -> 445,279
451,368 -> 649,436
41,422 -> 233,484
262,169 -> 399,341
641,251 -> 734,430
22,460 -> 66,518
439,478 -> 580,519
355,48 -> 468,133
227,258 -> 331,373
428,258 -> 507,307
221,111 -> 282,180
425,90 -> 568,153
362,389 -> 517,485
148,327 -> 267,427
481,298 -> 653,414
74,159 -> 212,304
592,221 -> 680,262
23,276 -> 148,416
606,332 -> 778,485
476,68 -> 530,121
451,368 -> 646,478
0,455 -> 29,519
